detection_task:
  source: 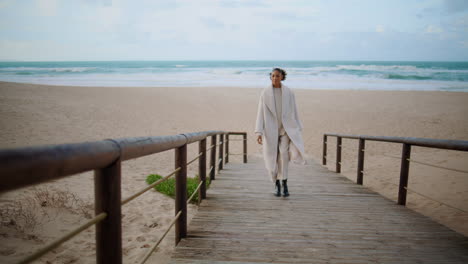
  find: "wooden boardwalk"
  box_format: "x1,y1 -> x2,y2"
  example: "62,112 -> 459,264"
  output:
169,157 -> 468,264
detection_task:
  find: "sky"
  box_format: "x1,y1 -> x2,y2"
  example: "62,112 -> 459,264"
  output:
0,0 -> 467,61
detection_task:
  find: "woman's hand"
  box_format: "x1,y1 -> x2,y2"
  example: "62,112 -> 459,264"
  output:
257,135 -> 262,145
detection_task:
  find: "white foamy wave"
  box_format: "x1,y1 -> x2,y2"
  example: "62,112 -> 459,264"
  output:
336,64 -> 420,71
1,67 -> 95,73
205,68 -> 242,75
1,61 -> 467,91
53,67 -> 95,72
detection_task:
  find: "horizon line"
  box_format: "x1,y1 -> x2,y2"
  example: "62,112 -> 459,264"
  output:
1,59 -> 468,63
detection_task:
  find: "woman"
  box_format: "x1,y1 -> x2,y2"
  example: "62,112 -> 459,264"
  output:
255,68 -> 306,197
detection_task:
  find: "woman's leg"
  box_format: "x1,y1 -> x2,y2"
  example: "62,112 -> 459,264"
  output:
277,134 -> 290,180
272,140 -> 281,196
278,134 -> 290,196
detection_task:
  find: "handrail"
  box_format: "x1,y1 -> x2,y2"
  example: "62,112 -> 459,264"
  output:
325,133 -> 468,151
323,133 -> 468,207
0,130 -> 247,264
0,140 -> 120,193
0,131 -> 225,192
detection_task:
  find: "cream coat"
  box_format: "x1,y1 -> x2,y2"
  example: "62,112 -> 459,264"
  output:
255,85 -> 306,177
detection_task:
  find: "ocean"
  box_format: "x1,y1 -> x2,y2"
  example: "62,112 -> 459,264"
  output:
0,61 -> 467,91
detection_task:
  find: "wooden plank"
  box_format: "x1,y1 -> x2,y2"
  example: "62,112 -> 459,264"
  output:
168,157 -> 468,264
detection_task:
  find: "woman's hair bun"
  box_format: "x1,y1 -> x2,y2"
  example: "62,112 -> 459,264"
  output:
269,68 -> 287,81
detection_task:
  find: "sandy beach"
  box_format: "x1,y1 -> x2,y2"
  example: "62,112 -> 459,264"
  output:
1,81 -> 467,263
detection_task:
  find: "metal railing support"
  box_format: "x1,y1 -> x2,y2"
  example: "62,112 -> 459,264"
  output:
199,139 -> 207,200
323,135 -> 327,165
175,144 -> 187,244
218,134 -> 224,171
94,158 -> 122,264
243,133 -> 247,163
210,135 -> 216,180
225,134 -> 229,163
357,138 -> 365,185
336,137 -> 342,173
398,143 -> 411,205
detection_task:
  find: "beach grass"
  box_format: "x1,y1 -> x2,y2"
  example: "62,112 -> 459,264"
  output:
146,174 -> 211,204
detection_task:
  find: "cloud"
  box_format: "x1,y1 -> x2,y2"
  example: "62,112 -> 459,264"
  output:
36,0 -> 58,16
459,40 -> 468,48
2,0 -> 468,61
218,0 -> 269,8
376,25 -> 385,33
81,0 -> 112,6
200,17 -> 225,29
454,14 -> 468,32
0,0 -> 14,9
425,25 -> 443,33
443,0 -> 468,13
0,39 -> 69,60
82,4 -> 123,32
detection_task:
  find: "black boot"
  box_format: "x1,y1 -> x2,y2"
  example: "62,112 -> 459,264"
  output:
274,180 -> 281,197
282,180 -> 289,197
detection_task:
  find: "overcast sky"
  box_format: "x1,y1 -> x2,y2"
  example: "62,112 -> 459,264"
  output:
1,0 -> 467,61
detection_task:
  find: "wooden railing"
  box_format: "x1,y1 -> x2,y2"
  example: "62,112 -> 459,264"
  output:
0,131 -> 248,264
323,134 -> 468,207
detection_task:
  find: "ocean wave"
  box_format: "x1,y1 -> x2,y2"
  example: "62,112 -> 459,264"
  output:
0,61 -> 467,91
14,72 -> 34,75
288,66 -> 468,82
336,64 -> 420,71
386,74 -> 432,80
1,67 -> 96,73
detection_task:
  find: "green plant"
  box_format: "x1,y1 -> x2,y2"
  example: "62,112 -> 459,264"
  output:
146,174 -> 211,204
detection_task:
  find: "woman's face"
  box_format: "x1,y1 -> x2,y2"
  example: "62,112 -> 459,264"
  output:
271,70 -> 283,87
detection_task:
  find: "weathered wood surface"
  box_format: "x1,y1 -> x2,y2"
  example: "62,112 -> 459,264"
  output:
169,157 -> 468,264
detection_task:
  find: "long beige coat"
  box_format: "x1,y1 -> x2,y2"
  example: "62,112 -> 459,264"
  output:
255,85 -> 306,176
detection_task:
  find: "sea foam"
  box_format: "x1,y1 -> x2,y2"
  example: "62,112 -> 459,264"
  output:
0,61 -> 467,91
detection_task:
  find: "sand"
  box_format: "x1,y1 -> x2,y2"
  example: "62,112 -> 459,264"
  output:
0,81 -> 467,263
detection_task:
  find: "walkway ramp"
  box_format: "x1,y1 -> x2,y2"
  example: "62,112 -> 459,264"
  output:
169,157 -> 468,264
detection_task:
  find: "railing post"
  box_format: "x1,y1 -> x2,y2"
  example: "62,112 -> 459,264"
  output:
357,138 -> 365,185
336,137 -> 342,173
218,134 -> 223,171
210,135 -> 216,180
94,159 -> 122,264
225,133 -> 229,163
175,144 -> 187,244
243,133 -> 248,163
199,138 -> 207,200
398,143 -> 411,206
323,135 -> 327,165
